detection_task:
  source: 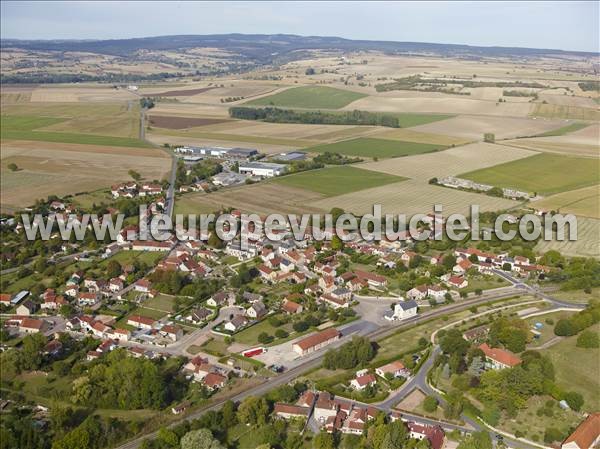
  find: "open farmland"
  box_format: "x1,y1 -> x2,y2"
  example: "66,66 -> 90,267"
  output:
535,122 -> 590,137
374,128 -> 471,146
1,140 -> 169,211
360,142 -> 536,179
305,137 -> 446,159
175,183 -> 327,216
409,114 -> 565,140
310,178 -> 519,216
460,153 -> 600,195
152,87 -> 216,97
148,115 -> 231,129
531,185 -> 600,218
247,86 -> 367,109
273,166 -> 406,196
532,103 -> 600,121
535,217 -> 600,258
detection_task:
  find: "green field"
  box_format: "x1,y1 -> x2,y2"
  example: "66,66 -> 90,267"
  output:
395,113 -> 453,128
535,122 -> 590,137
247,86 -> 367,109
306,137 -> 445,159
460,153 -> 600,195
273,166 -> 406,196
1,114 -> 150,148
543,323 -> 600,412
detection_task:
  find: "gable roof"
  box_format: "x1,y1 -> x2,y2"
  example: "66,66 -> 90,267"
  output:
479,343 -> 522,367
562,413 -> 600,449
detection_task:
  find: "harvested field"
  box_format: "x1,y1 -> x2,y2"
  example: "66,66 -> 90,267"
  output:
273,166 -> 407,196
30,86 -> 137,103
305,137 -> 446,159
360,142 -> 535,179
310,178 -> 519,217
197,121 -> 360,141
410,114 -> 564,140
342,95 -> 534,117
148,115 -> 230,129
532,103 -> 600,121
374,128 -> 471,146
535,122 -> 590,137
153,87 -> 215,97
175,184 -> 327,216
1,140 -> 169,211
531,185 -> 600,219
500,139 -> 599,158
535,217 -> 600,258
145,133 -> 296,154
461,153 -> 600,195
247,86 -> 367,109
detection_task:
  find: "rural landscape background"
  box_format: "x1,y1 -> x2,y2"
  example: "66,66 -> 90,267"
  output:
0,2 -> 599,449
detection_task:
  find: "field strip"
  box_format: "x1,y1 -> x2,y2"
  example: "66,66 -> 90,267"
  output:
359,142 -> 536,179
535,217 -> 600,258
498,140 -> 600,158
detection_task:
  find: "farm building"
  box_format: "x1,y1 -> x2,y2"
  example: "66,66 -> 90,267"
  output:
293,328 -> 341,356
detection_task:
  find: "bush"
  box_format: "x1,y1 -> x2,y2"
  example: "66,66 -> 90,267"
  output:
576,330 -> 599,348
257,332 -> 273,344
422,396 -> 438,413
563,391 -> 584,411
275,329 -> 289,339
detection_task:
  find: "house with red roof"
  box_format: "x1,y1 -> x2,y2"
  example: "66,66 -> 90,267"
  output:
479,343 -> 522,370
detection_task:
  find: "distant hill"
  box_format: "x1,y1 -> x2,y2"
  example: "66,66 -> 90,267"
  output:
2,33 -> 597,63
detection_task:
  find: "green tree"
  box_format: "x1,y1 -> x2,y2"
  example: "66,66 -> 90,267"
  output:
422,396 -> 438,413
563,391 -> 584,411
237,396 -> 269,426
106,260 -> 122,278
128,169 -> 142,181
576,330 -> 599,348
7,163 -> 18,172
180,429 -> 225,449
313,431 -> 335,449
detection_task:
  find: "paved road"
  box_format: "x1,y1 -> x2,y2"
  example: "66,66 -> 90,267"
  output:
115,287 -> 542,449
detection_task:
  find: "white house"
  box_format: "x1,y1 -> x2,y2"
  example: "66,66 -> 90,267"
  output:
385,300 -> 418,321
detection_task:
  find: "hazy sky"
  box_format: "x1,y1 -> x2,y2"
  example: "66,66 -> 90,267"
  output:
1,1 -> 598,52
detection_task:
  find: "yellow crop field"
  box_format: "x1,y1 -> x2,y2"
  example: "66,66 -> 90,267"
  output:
532,185 -> 600,219
535,217 -> 600,258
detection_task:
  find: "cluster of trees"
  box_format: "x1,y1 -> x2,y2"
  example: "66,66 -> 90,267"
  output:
175,159 -> 222,188
229,107 -> 400,128
148,270 -> 188,295
375,75 -> 546,93
71,349 -> 187,410
313,152 -> 363,165
220,96 -> 244,103
489,317 -> 530,353
502,90 -> 537,98
578,80 -> 600,92
291,314 -> 322,333
139,97 -> 156,109
554,301 -> 600,337
547,257 -> 600,291
0,71 -> 184,84
323,336 -> 375,370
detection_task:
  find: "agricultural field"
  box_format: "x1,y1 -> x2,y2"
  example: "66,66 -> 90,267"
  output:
531,185 -> 600,219
305,137 -> 446,159
460,153 -> 600,195
1,140 -> 169,212
247,86 -> 367,109
535,216 -> 600,258
534,122 -> 590,137
1,101 -> 148,147
310,178 -> 519,216
375,128 -> 471,146
360,142 -> 535,179
409,114 -> 565,141
175,183 -> 327,216
273,166 -> 407,196
532,102 -> 600,121
148,115 -> 231,129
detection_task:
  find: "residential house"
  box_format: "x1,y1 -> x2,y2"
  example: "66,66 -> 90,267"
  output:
479,343 -> 522,370
561,413 -> 600,449
428,285 -> 448,302
127,315 -> 156,330
385,300 -> 418,321
313,392 -> 338,422
203,372 -> 227,390
160,325 -> 183,341
354,270 -> 388,289
407,422 -> 446,449
446,276 -> 468,289
16,300 -> 38,316
281,299 -> 303,315
77,292 -> 99,307
350,373 -> 377,391
207,292 -> 231,308
246,301 -> 267,319
319,294 -> 349,309
375,360 -> 410,379
407,285 -> 428,301
224,315 -> 249,332
186,307 -> 211,324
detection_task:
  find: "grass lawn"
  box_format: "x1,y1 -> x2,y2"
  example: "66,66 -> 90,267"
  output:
143,294 -> 175,313
542,323 -> 600,412
535,122 -> 590,137
497,395 -> 582,444
306,137 -> 446,159
524,310 -> 575,347
461,275 -> 510,294
130,307 -> 169,320
273,166 -> 406,196
548,288 -> 600,304
232,314 -> 292,345
201,337 -> 230,357
71,189 -> 113,209
460,153 -> 600,195
1,114 -> 150,148
174,193 -> 220,216
246,86 -> 366,109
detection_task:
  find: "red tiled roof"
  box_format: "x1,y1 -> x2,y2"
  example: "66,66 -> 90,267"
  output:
562,413 -> 600,449
479,343 -> 522,367
274,403 -> 310,416
294,328 -> 341,351
203,372 -> 226,388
